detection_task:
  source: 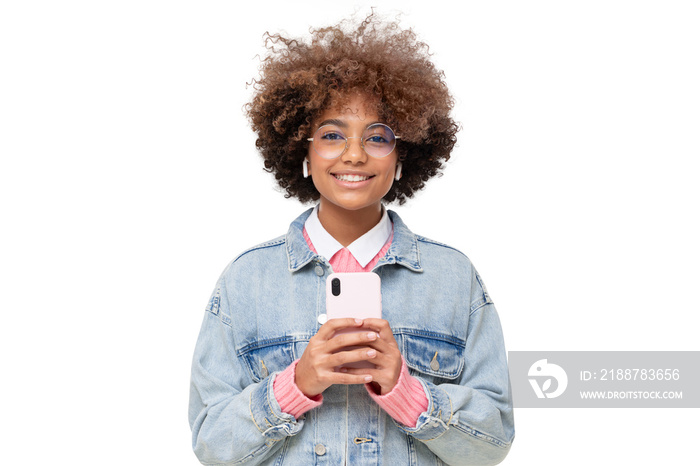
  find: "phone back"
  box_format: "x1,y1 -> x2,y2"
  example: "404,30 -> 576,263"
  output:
326,272 -> 382,321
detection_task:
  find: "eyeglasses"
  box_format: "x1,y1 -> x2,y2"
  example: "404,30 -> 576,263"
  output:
307,123 -> 400,159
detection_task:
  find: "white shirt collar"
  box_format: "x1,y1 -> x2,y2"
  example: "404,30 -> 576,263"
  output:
304,205 -> 393,268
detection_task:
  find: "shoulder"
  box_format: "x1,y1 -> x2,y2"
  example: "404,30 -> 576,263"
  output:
217,234 -> 289,280
415,234 -> 471,260
416,235 -> 493,312
231,234 -> 287,263
393,219 -> 492,311
414,234 -> 480,279
221,208 -> 314,276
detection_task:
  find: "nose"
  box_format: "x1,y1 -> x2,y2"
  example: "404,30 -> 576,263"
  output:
341,136 -> 368,163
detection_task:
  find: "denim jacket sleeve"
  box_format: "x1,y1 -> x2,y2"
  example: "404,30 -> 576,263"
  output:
392,266 -> 514,466
188,273 -> 303,465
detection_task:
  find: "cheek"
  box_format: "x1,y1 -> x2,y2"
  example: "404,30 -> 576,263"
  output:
381,159 -> 399,181
307,154 -> 323,176
376,163 -> 398,192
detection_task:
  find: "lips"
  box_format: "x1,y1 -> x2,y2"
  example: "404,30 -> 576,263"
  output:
333,173 -> 373,182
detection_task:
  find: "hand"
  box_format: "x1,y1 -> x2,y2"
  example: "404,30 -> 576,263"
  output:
341,318 -> 403,395
295,318 -> 383,397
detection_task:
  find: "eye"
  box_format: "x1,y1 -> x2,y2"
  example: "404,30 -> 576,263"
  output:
363,124 -> 395,145
320,131 -> 345,141
365,134 -> 388,144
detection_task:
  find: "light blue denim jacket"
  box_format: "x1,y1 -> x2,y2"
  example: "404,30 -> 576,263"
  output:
189,209 -> 514,465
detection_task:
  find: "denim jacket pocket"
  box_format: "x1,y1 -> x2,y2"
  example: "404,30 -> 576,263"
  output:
238,338 -> 299,383
399,332 -> 465,385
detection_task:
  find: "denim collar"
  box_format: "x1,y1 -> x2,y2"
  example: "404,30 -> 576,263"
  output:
286,208 -> 423,273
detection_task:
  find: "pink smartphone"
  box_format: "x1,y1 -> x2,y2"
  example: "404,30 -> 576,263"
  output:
326,272 -> 382,369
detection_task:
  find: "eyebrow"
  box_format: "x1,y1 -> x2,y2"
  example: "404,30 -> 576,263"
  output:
316,119 -> 383,129
317,119 -> 347,128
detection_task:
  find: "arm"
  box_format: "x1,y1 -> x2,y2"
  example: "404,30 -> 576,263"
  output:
350,304 -> 513,466
400,301 -> 514,466
188,278 -> 303,466
355,264 -> 514,465
189,277 -> 383,465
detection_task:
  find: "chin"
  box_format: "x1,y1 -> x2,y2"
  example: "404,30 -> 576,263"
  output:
327,198 -> 378,212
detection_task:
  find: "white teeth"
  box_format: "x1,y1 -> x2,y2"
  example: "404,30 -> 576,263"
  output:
335,174 -> 370,182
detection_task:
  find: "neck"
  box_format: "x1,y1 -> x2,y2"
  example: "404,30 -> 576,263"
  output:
317,200 -> 383,247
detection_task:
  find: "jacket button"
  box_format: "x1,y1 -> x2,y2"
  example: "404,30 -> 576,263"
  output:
314,443 -> 326,456
314,265 -> 324,276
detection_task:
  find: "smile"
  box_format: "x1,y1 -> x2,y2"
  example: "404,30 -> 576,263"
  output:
333,174 -> 373,182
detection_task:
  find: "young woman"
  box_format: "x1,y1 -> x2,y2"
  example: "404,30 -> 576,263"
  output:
189,14 -> 514,465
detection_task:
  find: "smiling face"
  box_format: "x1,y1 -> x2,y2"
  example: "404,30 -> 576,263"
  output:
307,95 -> 399,219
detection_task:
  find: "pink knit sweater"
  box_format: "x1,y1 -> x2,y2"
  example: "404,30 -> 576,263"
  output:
272,227 -> 429,427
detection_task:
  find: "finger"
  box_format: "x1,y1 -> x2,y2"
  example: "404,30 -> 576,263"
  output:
328,346 -> 378,367
297,361 -> 374,396
326,372 -> 374,385
355,319 -> 397,343
358,318 -> 394,337
352,347 -> 402,374
339,366 -> 379,376
315,318 -> 364,340
354,334 -> 397,353
326,330 -> 380,352
339,367 -> 395,393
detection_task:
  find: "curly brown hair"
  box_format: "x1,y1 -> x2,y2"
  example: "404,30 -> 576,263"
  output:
245,12 -> 459,204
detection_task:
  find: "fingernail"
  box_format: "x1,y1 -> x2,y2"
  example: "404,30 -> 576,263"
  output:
367,332 -> 377,340
364,375 -> 373,382
354,319 -> 363,325
367,349 -> 376,357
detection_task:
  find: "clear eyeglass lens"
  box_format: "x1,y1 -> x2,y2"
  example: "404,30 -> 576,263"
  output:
313,126 -> 346,159
312,123 -> 396,159
362,124 -> 396,158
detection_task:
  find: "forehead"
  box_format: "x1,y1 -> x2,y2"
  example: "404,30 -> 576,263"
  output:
315,94 -> 382,126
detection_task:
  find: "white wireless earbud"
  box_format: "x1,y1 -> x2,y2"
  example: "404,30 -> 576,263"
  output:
394,162 -> 402,181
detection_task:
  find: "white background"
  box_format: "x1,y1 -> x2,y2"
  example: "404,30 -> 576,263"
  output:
1,1 -> 698,464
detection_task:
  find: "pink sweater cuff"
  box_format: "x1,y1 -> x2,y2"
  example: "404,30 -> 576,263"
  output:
366,358 -> 429,428
273,359 -> 322,419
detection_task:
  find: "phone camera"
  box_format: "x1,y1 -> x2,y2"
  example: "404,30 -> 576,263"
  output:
331,278 -> 341,296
